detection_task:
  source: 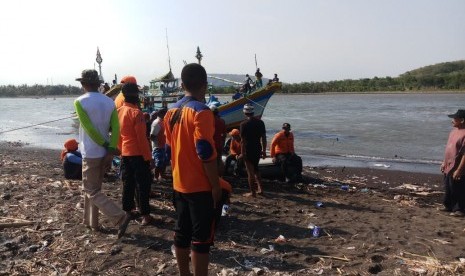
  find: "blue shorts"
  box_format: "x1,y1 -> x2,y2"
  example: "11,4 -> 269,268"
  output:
152,148 -> 166,168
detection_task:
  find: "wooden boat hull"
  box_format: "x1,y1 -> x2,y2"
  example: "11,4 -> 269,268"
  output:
218,82 -> 281,130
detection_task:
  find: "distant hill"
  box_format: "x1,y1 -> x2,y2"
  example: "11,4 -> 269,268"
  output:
401,60 -> 465,78
279,60 -> 465,93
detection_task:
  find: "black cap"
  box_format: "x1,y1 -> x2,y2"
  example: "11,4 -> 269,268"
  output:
448,109 -> 465,119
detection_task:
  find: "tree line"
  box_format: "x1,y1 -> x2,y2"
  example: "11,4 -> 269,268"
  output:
1,61 -> 464,97
0,84 -> 81,97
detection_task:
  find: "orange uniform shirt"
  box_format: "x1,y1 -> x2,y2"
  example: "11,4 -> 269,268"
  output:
164,97 -> 217,193
114,92 -> 125,109
229,139 -> 241,156
117,102 -> 152,161
270,130 -> 295,157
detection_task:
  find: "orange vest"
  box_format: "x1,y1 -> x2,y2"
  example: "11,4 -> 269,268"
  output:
229,139 -> 241,155
270,130 -> 295,157
164,98 -> 217,193
117,102 -> 152,161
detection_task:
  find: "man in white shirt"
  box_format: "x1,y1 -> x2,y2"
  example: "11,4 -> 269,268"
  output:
74,69 -> 130,238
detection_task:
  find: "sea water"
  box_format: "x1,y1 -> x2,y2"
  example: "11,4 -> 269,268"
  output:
0,93 -> 463,173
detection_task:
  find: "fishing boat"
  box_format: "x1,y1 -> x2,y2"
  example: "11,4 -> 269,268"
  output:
142,70 -> 183,110
141,70 -> 281,130
215,82 -> 281,130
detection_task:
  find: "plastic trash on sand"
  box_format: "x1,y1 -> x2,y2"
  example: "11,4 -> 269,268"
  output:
275,235 -> 287,243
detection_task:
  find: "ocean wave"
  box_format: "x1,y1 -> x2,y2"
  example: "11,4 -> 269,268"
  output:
338,154 -> 441,165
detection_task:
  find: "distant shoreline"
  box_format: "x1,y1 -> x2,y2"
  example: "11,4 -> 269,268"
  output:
1,90 -> 464,99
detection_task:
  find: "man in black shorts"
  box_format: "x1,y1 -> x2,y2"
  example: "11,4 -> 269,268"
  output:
240,103 -> 267,197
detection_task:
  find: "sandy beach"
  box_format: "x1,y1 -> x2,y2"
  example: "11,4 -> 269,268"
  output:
1,141 -> 465,275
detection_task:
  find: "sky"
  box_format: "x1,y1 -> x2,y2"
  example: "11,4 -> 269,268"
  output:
0,0 -> 464,86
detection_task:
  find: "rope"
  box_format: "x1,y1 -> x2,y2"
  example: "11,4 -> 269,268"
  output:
244,95 -> 266,109
0,115 -> 76,134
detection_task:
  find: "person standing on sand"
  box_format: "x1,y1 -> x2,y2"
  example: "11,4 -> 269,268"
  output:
117,83 -> 154,226
150,108 -> 168,181
440,109 -> 465,217
164,63 -> 221,276
211,105 -> 227,176
240,103 -> 267,197
74,69 -> 131,238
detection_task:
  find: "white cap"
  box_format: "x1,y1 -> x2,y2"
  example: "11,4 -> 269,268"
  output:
243,103 -> 254,114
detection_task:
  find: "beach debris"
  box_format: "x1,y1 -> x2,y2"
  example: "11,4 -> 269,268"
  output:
274,235 -> 287,243
219,268 -> 239,276
93,249 -> 106,254
315,201 -> 324,208
312,226 -> 321,237
433,239 -> 451,245
259,245 -> 274,255
397,251 -> 465,275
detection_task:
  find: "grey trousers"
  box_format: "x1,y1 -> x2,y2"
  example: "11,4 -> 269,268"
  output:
82,155 -> 125,228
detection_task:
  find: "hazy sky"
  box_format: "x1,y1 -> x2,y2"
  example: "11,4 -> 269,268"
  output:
1,0 -> 464,86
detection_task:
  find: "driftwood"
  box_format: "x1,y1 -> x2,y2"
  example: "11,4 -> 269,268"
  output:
0,221 -> 35,229
312,254 -> 351,262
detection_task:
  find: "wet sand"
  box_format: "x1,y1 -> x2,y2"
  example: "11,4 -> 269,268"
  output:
1,142 -> 465,275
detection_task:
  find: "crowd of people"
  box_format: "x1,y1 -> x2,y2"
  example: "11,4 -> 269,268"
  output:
65,66 -> 300,275
64,66 -> 465,275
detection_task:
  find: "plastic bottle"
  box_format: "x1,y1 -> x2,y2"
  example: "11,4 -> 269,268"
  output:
221,204 -> 230,216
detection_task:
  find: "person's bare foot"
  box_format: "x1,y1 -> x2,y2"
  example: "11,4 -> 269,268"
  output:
256,189 -> 263,195
243,192 -> 256,197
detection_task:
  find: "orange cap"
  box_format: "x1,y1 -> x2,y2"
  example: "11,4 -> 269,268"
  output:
121,75 -> 137,84
64,139 -> 78,151
229,129 -> 240,136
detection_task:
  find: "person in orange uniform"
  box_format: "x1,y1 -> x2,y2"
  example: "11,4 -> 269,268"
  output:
211,106 -> 226,175
270,123 -> 303,183
117,83 -> 154,226
224,129 -> 244,176
114,75 -> 138,109
164,63 -> 221,276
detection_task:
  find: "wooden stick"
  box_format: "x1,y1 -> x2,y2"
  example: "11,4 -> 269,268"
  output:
313,255 -> 350,262
0,221 -> 35,229
0,216 -> 31,222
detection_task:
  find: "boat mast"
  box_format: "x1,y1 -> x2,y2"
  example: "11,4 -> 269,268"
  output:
96,47 -> 103,82
165,28 -> 172,72
196,46 -> 203,65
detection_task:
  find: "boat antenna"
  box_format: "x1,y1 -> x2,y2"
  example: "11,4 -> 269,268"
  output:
165,28 -> 172,72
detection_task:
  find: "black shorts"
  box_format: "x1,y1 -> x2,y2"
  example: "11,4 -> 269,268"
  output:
244,150 -> 261,171
173,191 -> 215,253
